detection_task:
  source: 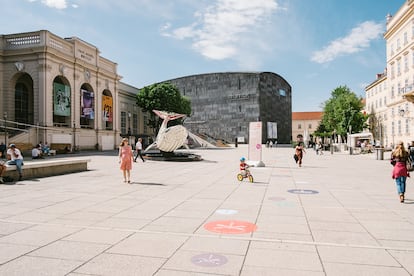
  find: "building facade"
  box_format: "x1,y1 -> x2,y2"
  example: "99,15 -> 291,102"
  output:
167,72 -> 292,144
292,111 -> 323,145
0,30 -> 152,150
365,0 -> 414,148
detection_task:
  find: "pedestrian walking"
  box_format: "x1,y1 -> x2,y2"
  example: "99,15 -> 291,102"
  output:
134,137 -> 145,162
6,144 -> 24,181
118,138 -> 134,183
294,141 -> 306,167
0,151 -> 6,184
391,141 -> 410,203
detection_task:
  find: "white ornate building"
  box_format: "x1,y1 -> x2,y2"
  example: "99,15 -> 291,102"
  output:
366,0 -> 414,147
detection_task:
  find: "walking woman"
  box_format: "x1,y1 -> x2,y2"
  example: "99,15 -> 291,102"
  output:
391,141 -> 410,203
119,138 -> 134,183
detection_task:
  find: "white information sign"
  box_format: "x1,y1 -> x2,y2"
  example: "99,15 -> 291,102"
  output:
248,122 -> 262,162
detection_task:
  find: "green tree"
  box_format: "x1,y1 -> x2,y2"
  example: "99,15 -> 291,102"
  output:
136,82 -> 191,131
319,85 -> 367,141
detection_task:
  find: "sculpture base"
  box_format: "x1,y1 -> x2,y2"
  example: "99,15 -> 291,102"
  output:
145,150 -> 203,162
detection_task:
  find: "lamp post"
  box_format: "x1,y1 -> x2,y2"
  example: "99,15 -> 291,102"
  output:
3,112 -> 7,147
73,120 -> 76,152
128,112 -> 132,144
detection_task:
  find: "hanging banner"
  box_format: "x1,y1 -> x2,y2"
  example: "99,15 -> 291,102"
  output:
81,89 -> 94,119
248,121 -> 262,162
102,95 -> 113,122
53,83 -> 71,117
267,122 -> 278,139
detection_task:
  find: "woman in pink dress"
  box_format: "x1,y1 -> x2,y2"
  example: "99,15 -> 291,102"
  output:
119,138 -> 134,183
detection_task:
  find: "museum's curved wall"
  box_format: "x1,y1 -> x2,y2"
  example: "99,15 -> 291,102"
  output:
166,72 -> 292,143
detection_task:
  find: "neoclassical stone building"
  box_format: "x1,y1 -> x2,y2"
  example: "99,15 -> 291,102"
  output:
167,72 -> 292,144
0,30 -> 152,150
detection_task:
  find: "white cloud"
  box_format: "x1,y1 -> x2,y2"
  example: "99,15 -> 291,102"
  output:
41,0 -> 67,9
311,21 -> 384,64
162,0 -> 279,61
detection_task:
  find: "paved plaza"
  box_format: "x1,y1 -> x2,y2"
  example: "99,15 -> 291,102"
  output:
0,145 -> 414,275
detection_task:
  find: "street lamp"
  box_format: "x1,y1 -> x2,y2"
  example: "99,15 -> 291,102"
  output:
3,112 -> 7,147
128,112 -> 132,144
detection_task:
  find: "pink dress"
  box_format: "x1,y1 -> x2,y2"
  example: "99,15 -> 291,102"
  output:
119,145 -> 133,170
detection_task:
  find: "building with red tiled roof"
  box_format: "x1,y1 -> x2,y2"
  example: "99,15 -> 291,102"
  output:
292,112 -> 323,144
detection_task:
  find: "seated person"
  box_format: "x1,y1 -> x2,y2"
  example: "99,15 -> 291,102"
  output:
32,145 -> 44,159
42,142 -> 50,155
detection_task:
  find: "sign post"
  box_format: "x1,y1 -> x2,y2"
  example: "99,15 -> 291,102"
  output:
248,122 -> 265,167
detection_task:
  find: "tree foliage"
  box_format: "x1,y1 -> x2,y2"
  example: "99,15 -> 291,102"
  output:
136,82 -> 191,131
316,86 -> 367,139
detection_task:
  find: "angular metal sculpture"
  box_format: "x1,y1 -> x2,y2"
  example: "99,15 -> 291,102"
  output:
147,110 -> 188,152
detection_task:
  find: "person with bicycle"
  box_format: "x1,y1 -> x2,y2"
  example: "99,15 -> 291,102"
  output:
239,157 -> 250,176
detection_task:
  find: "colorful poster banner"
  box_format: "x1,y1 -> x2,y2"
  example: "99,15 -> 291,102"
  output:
267,122 -> 278,139
102,95 -> 113,122
53,83 -> 71,117
81,89 -> 94,119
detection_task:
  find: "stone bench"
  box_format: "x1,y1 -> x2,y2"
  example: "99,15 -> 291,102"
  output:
4,158 -> 90,180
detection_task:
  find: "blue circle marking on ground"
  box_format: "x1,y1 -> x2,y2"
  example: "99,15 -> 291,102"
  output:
216,209 -> 238,215
191,253 -> 228,267
288,189 -> 319,194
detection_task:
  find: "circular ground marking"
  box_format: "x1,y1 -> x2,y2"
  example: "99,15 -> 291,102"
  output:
216,209 -> 238,215
191,253 -> 228,267
256,144 -> 262,149
288,189 -> 319,194
204,220 -> 257,234
268,196 -> 286,201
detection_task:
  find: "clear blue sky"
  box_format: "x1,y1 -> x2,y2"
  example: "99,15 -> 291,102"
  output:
0,0 -> 404,111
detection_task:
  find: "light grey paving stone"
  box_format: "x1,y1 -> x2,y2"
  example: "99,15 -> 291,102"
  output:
155,270 -> 216,276
311,229 -> 380,246
92,217 -> 152,230
249,240 -> 317,252
388,250 -> 414,274
252,231 -> 314,242
28,240 -> 111,261
0,229 -> 71,247
180,236 -> 249,255
74,252 -> 166,275
317,245 -> 400,266
255,222 -> 311,235
379,239 -> 414,250
63,228 -> 133,245
162,250 -> 244,276
46,218 -> 99,227
241,266 -> 325,276
0,206 -> 33,216
323,262 -> 410,276
0,221 -> 32,235
107,232 -> 188,258
60,211 -> 112,221
0,255 -> 82,276
0,243 -> 37,265
244,247 -> 323,271
6,211 -> 61,223
308,221 -> 367,232
142,223 -> 203,233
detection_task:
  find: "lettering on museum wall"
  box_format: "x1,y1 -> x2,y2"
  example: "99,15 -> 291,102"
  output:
77,49 -> 95,62
227,94 -> 250,100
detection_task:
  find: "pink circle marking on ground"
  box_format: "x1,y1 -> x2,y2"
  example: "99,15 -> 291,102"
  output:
204,220 -> 257,234
256,144 -> 261,149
